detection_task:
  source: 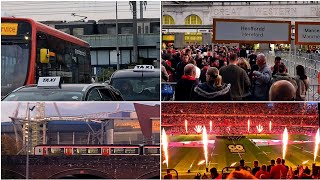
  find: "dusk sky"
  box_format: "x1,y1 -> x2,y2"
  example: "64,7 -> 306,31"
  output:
1,102 -> 159,122
1,1 -> 160,21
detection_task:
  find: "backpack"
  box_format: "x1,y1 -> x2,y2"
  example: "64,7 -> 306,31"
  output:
161,84 -> 174,99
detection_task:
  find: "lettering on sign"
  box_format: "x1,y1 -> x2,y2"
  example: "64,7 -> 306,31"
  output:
296,23 -> 320,44
135,65 -> 154,69
1,23 -> 18,35
42,78 -> 57,83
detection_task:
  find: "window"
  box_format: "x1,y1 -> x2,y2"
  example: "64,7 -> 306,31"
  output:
73,28 -> 84,35
185,14 -> 202,25
98,88 -> 114,101
87,89 -> 102,101
162,15 -> 175,25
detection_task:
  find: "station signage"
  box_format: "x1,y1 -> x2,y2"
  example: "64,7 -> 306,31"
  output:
212,18 -> 291,44
295,22 -> 320,45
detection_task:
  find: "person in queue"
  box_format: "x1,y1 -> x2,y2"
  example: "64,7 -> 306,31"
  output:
193,67 -> 231,101
175,54 -> 190,81
174,64 -> 197,101
269,80 -> 296,101
252,54 -> 272,101
294,65 -> 310,101
220,53 -> 251,101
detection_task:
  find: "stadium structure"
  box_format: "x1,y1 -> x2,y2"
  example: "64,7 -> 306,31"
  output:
161,103 -> 320,179
1,102 -> 160,154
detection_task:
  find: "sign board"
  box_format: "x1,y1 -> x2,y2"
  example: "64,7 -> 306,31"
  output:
1,23 -> 18,35
295,22 -> 320,45
38,77 -> 61,87
228,144 -> 246,153
133,65 -> 155,72
213,19 -> 291,44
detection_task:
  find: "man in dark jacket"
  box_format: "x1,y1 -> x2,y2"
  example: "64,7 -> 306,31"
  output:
193,67 -> 231,101
174,64 -> 197,101
220,53 -> 251,100
175,54 -> 189,81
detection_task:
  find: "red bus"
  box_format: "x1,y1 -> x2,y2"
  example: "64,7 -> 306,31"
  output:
1,17 -> 92,96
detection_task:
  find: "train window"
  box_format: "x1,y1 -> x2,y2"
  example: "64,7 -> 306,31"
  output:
124,148 -> 138,154
111,148 -> 125,154
88,148 -> 101,154
111,147 -> 138,154
50,148 -> 64,154
76,148 -> 87,154
144,147 -> 160,155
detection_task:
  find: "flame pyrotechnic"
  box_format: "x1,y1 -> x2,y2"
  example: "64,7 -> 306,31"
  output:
248,119 -> 250,132
185,120 -> 188,133
314,128 -> 320,162
256,124 -> 263,133
269,121 -> 272,132
210,121 -> 212,132
194,125 -> 204,134
198,160 -> 205,165
282,128 -> 288,159
162,129 -> 169,168
230,162 -> 237,167
302,160 -> 309,165
203,126 -> 208,167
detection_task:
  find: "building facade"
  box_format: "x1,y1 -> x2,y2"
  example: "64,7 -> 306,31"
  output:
162,1 -> 320,49
42,18 -> 160,78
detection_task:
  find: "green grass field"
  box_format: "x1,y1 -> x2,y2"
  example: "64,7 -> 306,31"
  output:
162,134 -> 320,179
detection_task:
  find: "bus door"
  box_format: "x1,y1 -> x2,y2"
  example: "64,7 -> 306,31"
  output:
65,147 -> 72,155
102,148 -> 109,156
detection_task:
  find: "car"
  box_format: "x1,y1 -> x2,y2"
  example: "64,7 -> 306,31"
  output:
108,65 -> 160,101
2,77 -> 124,101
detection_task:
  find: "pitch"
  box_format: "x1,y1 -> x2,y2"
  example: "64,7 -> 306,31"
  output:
162,134 -> 320,179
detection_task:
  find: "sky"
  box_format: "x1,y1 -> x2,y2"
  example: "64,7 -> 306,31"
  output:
1,1 -> 160,21
1,102 -> 159,122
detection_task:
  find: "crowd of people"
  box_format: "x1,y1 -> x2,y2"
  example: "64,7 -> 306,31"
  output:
161,44 -> 311,101
164,158 -> 317,179
162,103 -> 318,135
162,103 -> 318,116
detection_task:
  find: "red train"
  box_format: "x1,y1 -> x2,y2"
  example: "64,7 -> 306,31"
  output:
34,144 -> 160,156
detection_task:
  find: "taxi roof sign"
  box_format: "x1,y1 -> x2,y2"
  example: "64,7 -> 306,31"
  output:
38,77 -> 61,88
133,65 -> 155,72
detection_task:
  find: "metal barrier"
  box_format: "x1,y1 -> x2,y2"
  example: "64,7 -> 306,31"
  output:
267,53 -> 320,101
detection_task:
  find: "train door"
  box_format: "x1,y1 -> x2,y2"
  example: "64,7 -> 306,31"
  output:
102,148 -> 109,156
65,147 -> 72,155
43,147 -> 47,156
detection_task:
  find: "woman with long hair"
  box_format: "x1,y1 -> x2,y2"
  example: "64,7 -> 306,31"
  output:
294,65 -> 310,101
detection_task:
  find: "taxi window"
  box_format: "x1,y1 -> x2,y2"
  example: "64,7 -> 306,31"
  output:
2,91 -> 83,101
87,89 -> 102,101
111,77 -> 160,101
98,88 -> 114,101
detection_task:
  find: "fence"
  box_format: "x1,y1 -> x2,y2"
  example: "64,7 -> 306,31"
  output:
267,52 -> 320,101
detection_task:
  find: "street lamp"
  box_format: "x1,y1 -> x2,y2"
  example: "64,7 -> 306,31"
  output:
26,104 -> 35,179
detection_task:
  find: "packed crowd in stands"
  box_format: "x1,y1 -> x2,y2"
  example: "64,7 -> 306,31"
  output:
165,158 -> 318,179
162,103 -> 318,115
161,44 -> 311,101
163,116 -> 318,127
162,103 -> 318,135
164,122 -> 317,135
